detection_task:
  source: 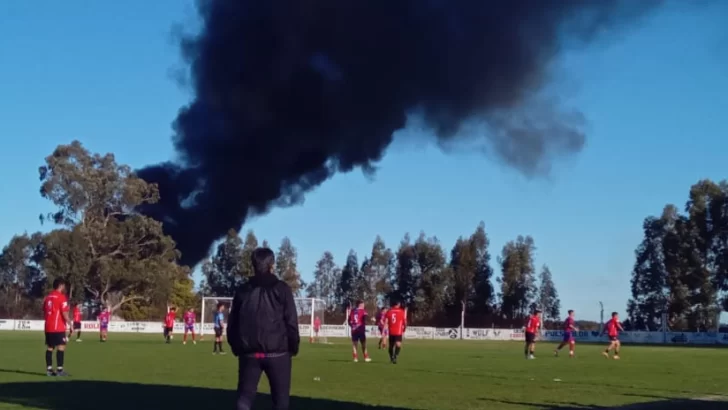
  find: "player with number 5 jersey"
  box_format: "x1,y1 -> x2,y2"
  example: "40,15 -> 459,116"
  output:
348,300 -> 370,362
43,278 -> 71,377
384,300 -> 406,364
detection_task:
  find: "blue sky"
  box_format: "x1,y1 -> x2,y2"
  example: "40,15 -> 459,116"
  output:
1,1 -> 726,322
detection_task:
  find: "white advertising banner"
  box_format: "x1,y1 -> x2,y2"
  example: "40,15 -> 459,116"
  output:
0,319 -> 15,331
1,319 -> 726,345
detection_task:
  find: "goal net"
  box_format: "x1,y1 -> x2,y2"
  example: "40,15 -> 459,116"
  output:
200,297 -> 233,339
295,297 -> 328,344
200,296 -> 328,343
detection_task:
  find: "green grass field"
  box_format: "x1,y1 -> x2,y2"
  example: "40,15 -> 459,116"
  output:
0,331 -> 726,409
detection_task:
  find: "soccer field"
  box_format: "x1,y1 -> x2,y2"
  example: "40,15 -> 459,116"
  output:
0,332 -> 726,410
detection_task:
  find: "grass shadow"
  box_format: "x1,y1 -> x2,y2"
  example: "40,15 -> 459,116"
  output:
478,397 -> 727,409
0,381 -> 413,410
0,368 -> 48,377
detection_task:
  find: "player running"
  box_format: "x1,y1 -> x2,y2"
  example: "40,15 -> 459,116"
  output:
375,307 -> 389,349
43,278 -> 70,376
348,300 -> 371,362
183,308 -> 197,345
524,309 -> 542,359
212,302 -> 226,354
69,303 -> 82,342
384,300 -> 406,364
164,307 -> 176,344
602,312 -> 624,360
554,309 -> 578,357
98,306 -> 110,342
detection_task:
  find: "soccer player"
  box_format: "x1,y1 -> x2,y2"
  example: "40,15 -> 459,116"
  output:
43,278 -> 70,376
183,307 -> 197,345
384,300 -> 406,364
554,309 -> 578,357
164,307 -> 176,344
375,307 -> 389,349
212,302 -> 226,354
602,312 -> 624,360
69,303 -> 82,342
98,306 -> 110,342
524,309 -> 542,359
348,300 -> 370,362
312,316 -> 321,343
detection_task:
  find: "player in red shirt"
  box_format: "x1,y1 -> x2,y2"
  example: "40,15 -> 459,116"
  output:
43,278 -> 71,376
384,300 -> 407,364
554,309 -> 578,357
69,303 -> 83,342
98,306 -> 111,342
311,316 -> 321,343
524,309 -> 542,359
602,312 -> 624,360
348,300 -> 370,362
164,307 -> 177,344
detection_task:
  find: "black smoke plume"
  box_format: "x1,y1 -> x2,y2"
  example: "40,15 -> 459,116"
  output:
138,0 -> 664,266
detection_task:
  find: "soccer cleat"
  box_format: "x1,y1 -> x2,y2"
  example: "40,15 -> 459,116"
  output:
528,354 -> 535,359
56,370 -> 69,377
183,341 -> 186,345
353,358 -> 358,363
76,339 -> 82,342
193,341 -> 197,345
46,370 -> 56,377
602,352 -> 610,358
219,351 -> 226,355
613,355 -> 620,360
553,350 -> 559,357
364,357 -> 371,363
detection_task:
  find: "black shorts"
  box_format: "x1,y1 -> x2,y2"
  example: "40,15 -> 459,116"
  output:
45,332 -> 67,348
73,321 -> 81,330
164,327 -> 173,336
351,331 -> 366,343
609,335 -> 619,342
389,335 -> 403,345
525,332 -> 536,344
214,327 -> 223,338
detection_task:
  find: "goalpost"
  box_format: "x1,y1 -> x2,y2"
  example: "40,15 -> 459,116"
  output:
200,296 -> 328,343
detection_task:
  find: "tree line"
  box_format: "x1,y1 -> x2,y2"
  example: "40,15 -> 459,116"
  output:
200,225 -> 563,328
0,142 -> 564,327
628,179 -> 728,332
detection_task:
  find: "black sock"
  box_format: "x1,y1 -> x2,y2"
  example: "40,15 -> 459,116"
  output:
77,331 -> 81,339
615,350 -> 619,355
213,342 -> 218,352
525,346 -> 529,355
388,345 -> 394,358
57,351 -> 65,369
217,342 -> 223,352
605,348 -> 610,353
45,351 -> 53,369
394,346 -> 401,357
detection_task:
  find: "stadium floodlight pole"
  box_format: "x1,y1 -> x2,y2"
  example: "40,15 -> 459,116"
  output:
599,301 -> 604,329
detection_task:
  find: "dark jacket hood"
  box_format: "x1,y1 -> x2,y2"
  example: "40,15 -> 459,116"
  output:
247,273 -> 279,288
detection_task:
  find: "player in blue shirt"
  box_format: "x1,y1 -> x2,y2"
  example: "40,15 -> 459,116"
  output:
213,302 -> 226,355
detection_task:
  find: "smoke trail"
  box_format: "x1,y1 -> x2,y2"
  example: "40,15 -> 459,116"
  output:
138,0 -> 664,266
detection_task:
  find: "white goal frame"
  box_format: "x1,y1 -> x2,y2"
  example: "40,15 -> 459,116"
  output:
200,296 -> 327,341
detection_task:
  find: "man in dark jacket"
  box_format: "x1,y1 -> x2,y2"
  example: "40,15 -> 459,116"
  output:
228,247 -> 300,410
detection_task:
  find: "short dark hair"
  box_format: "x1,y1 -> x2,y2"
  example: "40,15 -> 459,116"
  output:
390,299 -> 401,308
568,310 -> 574,314
356,300 -> 364,306
611,311 -> 618,317
252,247 -> 275,275
217,302 -> 225,310
52,278 -> 66,290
